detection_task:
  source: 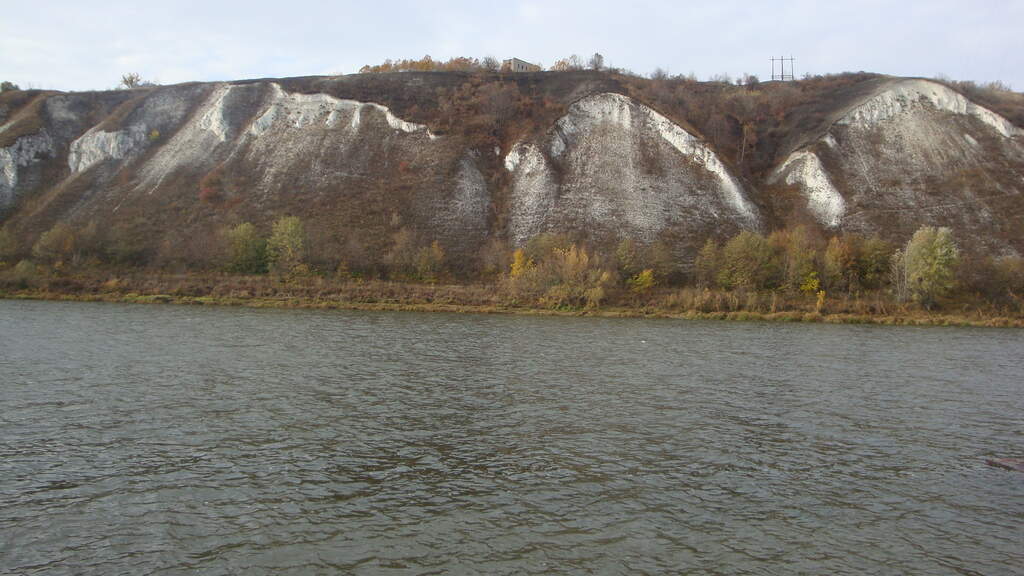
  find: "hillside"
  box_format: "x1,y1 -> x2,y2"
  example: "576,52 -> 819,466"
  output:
1,71 -> 1022,278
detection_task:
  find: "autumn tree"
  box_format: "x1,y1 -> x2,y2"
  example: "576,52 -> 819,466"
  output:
905,226 -> 959,308
386,228 -> 417,276
549,55 -> 583,71
771,226 -> 819,293
694,239 -> 721,288
266,216 -> 307,276
32,222 -> 77,266
857,235 -> 893,289
0,226 -> 18,263
479,237 -> 511,277
719,231 -> 779,290
415,241 -> 446,283
890,248 -> 909,303
509,248 -> 533,279
823,236 -> 856,291
615,238 -> 642,277
628,269 -> 656,295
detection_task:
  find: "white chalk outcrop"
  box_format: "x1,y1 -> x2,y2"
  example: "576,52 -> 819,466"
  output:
505,142 -> 558,243
838,79 -> 1021,138
68,127 -> 149,173
505,92 -> 759,246
0,132 -> 54,208
136,82 -> 441,190
248,83 -> 434,138
770,150 -> 845,227
68,85 -> 203,174
772,79 -> 1023,234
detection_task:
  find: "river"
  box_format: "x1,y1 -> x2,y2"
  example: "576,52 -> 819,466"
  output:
1,300 -> 1021,574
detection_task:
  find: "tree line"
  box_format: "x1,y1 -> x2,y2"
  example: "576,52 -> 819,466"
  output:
3,216 -> 1022,313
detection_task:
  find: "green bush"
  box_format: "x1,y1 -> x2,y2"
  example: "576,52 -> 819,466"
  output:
719,231 -> 779,290
226,222 -> 267,274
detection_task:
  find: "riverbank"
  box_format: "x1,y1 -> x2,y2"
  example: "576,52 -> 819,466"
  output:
2,272 -> 1021,327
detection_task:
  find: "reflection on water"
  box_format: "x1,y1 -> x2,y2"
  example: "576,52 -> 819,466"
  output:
1,300 -> 1022,575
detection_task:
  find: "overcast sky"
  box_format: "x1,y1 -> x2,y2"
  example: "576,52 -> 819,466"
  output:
3,0 -> 1022,91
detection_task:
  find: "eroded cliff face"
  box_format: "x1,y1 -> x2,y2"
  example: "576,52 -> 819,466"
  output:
0,79 -> 492,264
771,79 -> 1024,252
0,73 -> 1022,269
504,93 -> 759,252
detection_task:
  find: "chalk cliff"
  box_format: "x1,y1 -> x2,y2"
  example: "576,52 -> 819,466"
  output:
1,72 -> 1021,270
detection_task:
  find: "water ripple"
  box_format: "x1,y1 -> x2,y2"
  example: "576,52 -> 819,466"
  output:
1,301 -> 1022,575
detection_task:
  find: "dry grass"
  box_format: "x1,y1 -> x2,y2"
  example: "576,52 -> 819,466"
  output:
2,270 -> 1020,328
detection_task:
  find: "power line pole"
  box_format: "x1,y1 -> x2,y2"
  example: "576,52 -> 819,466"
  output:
770,56 -> 795,81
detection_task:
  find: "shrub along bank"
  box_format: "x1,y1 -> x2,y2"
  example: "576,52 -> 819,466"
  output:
2,217 -> 1022,325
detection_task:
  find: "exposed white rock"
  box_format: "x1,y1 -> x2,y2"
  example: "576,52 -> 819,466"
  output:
248,83 -> 435,139
68,126 -> 148,173
135,82 -> 442,194
772,150 -> 845,227
773,77 -> 1024,246
567,93 -> 758,222
0,132 -> 54,208
507,143 -> 557,244
197,84 -> 234,142
839,79 -> 1021,138
70,86 -> 207,175
431,156 -> 491,238
505,92 -> 760,245
137,85 -> 246,190
504,145 -> 522,172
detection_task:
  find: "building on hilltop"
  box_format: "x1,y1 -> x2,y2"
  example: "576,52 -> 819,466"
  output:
502,58 -> 542,73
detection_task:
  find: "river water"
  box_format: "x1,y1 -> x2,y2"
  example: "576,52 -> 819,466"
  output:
0,300 -> 1021,575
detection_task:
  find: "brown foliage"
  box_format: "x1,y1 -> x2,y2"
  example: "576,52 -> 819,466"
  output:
359,55 -> 490,74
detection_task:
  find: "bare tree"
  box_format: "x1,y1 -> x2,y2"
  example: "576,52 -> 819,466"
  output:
550,55 -> 584,71
588,52 -> 604,71
482,56 -> 500,72
120,72 -> 142,89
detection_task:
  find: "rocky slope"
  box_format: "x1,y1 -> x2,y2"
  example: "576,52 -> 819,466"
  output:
0,72 -> 1021,271
770,79 -> 1024,252
504,92 -> 759,255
